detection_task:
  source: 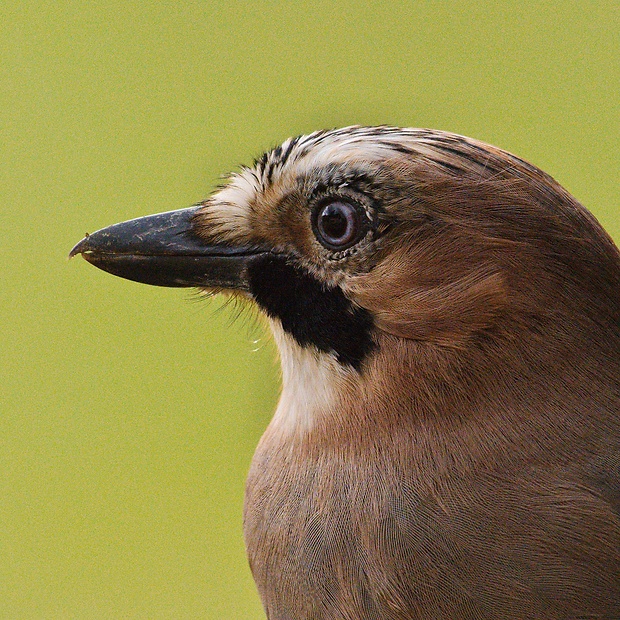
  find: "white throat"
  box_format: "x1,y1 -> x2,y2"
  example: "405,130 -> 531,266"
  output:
268,321 -> 351,436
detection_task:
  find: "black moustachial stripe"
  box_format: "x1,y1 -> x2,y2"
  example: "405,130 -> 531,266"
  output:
247,255 -> 375,370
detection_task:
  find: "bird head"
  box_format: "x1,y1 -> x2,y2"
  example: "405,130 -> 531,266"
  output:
70,126 -> 620,436
70,127 -> 620,618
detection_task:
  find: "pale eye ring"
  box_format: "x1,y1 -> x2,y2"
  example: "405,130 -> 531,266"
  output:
312,199 -> 367,251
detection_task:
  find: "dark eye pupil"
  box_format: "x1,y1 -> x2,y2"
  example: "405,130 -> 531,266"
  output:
315,200 -> 364,250
321,205 -> 350,240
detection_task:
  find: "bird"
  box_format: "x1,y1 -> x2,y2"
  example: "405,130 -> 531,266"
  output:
70,126 -> 620,619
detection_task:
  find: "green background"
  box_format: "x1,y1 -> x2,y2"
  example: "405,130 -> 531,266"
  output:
2,1 -> 618,618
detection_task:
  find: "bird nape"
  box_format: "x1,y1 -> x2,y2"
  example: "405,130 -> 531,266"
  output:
70,126 -> 620,619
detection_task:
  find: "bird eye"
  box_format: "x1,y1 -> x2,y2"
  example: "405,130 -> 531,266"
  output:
313,199 -> 367,251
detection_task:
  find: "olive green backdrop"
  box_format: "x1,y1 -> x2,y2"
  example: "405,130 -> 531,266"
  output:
2,1 -> 618,618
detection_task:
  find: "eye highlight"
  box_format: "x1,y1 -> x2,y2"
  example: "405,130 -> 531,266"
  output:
312,199 -> 368,251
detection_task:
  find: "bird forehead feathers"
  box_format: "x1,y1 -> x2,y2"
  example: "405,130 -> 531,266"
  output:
197,125 -> 571,254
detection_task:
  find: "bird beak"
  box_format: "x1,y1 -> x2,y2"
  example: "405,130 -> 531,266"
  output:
69,206 -> 267,290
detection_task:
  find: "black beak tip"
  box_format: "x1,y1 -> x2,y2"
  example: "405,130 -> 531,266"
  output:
68,235 -> 92,260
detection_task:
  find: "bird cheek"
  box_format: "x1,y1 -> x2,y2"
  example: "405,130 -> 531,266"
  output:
243,197 -> 312,257
347,266 -> 508,346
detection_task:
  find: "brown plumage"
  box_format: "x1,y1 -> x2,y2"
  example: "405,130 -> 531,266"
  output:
71,127 -> 620,619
